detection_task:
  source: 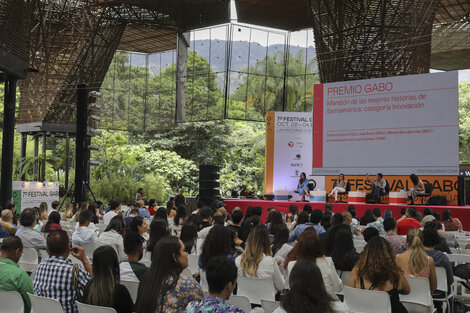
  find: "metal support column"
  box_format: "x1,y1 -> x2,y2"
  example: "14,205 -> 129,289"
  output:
0,73 -> 18,209
65,133 -> 70,191
33,136 -> 39,180
41,133 -> 46,182
19,133 -> 27,180
74,84 -> 89,203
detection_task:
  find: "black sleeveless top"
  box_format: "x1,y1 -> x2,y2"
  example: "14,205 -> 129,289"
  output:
360,277 -> 408,313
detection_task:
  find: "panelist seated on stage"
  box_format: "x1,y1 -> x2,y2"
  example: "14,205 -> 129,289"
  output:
328,173 -> 347,202
365,173 -> 387,203
296,172 -> 309,202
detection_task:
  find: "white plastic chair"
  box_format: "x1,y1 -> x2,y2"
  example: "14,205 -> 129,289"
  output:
236,275 -> 276,305
336,270 -> 351,295
433,267 -> 453,313
400,277 -> 435,313
142,251 -> 152,261
227,295 -> 252,313
187,254 -> 199,275
39,249 -> 49,261
199,269 -> 209,292
0,290 -> 24,313
28,292 -> 64,313
447,254 -> 470,265
120,280 -> 139,303
76,301 -> 117,313
261,299 -> 280,313
68,255 -> 82,265
355,244 -> 365,253
460,249 -> 470,255
18,247 -> 39,272
75,241 -> 96,261
449,248 -> 460,254
343,286 -> 391,313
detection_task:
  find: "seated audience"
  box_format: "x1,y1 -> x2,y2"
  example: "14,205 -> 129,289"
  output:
4,201 -> 18,225
342,210 -> 360,235
267,210 -> 284,231
124,208 -> 139,229
199,225 -> 234,269
72,210 -> 98,246
285,205 -> 298,223
235,225 -> 285,293
47,200 -> 60,215
174,204 -> 188,227
146,218 -> 170,255
359,209 -> 375,226
185,256 -> 243,313
154,207 -> 168,221
422,228 -> 453,293
180,222 -> 198,254
38,202 -> 48,221
83,246 -> 133,313
239,206 -> 262,242
362,227 -> 380,243
423,220 -> 452,253
129,216 -> 149,239
303,203 -> 312,215
87,203 -> 99,224
324,224 -> 350,255
271,223 -> 290,256
15,208 -> 46,255
397,207 -> 422,235
0,236 -> 34,313
103,200 -> 121,225
199,207 -> 213,231
366,208 -> 384,234
441,209 -> 462,232
138,201 -> 151,218
120,232 -> 147,282
321,212 -> 333,232
274,260 -> 349,313
97,215 -> 126,261
135,236 -> 203,313
41,211 -> 62,233
331,213 -> 344,227
396,228 -> 437,294
285,228 -> 343,299
289,209 -> 325,242
349,236 -> 410,313
421,207 -> 436,226
226,209 -> 243,237
148,199 -> 157,216
71,202 -> 87,222
383,218 -> 407,255
63,203 -> 74,221
0,209 -> 17,237
34,230 -> 92,313
330,228 -> 359,271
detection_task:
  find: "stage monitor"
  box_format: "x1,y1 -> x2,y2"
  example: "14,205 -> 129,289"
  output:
312,71 -> 459,176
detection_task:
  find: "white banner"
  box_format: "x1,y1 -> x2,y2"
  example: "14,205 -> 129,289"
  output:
12,181 -> 60,212
312,71 -> 459,175
266,112 -> 324,196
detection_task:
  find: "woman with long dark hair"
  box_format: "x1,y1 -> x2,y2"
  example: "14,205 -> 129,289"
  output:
329,173 -> 347,202
173,204 -> 187,226
274,261 -> 348,313
441,209 -> 463,231
147,218 -> 170,255
199,225 -> 234,270
98,215 -> 126,261
135,236 -> 203,313
41,211 -> 62,232
297,172 -> 309,202
330,228 -> 359,271
180,222 -> 198,254
360,209 -> 375,226
83,246 -> 134,313
129,216 -> 148,237
408,174 -> 425,204
349,236 -> 410,313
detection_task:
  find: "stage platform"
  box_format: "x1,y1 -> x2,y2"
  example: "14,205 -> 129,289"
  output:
223,199 -> 470,231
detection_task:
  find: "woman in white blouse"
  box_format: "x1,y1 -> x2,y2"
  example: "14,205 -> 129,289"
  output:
284,228 -> 343,300
97,215 -> 126,262
235,225 -> 285,292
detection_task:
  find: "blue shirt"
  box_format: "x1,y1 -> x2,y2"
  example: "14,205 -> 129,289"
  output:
0,224 -> 16,238
138,208 -> 150,218
289,223 -> 325,242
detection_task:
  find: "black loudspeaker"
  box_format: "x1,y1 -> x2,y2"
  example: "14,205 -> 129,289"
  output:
199,165 -> 220,206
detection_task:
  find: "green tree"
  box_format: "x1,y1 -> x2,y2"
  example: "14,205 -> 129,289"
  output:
459,83 -> 470,162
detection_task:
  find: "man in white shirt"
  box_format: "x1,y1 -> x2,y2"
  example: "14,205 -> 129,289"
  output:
103,200 -> 121,225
